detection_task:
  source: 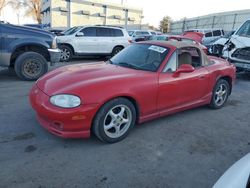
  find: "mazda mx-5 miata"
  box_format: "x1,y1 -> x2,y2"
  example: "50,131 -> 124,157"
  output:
30,41 -> 236,143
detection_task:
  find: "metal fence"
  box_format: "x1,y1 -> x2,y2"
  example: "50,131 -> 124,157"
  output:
170,9 -> 250,34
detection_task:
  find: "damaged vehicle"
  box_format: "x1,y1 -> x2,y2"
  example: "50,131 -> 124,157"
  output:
208,30 -> 235,56
222,20 -> 250,72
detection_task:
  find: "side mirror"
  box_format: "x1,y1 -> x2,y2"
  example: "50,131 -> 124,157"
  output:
174,64 -> 195,76
76,32 -> 84,37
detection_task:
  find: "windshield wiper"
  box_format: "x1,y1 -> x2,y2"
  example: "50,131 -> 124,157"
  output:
117,62 -> 142,70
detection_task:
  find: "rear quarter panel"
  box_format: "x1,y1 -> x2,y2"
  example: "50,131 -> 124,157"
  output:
206,57 -> 236,91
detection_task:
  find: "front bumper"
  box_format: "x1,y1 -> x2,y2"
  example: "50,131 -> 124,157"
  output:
48,48 -> 61,65
29,84 -> 99,139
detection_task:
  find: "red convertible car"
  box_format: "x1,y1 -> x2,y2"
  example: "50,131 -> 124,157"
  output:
30,41 -> 236,143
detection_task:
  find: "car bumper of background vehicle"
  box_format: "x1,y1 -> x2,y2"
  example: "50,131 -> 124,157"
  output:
48,48 -> 61,65
29,84 -> 99,139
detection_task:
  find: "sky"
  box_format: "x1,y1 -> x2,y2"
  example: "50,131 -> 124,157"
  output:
108,0 -> 250,27
0,0 -> 250,27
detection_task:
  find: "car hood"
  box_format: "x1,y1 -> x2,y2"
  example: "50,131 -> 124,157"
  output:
37,62 -> 140,96
230,35 -> 250,48
7,24 -> 54,38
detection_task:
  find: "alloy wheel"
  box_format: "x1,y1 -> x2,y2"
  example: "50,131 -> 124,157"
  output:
214,83 -> 228,106
103,105 -> 132,139
61,48 -> 71,61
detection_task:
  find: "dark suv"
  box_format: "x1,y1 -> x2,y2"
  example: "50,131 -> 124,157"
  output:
0,22 -> 61,80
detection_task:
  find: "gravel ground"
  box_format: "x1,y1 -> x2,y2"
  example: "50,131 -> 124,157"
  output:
0,60 -> 250,188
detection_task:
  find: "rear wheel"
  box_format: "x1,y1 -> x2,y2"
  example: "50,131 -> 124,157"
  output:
14,52 -> 48,81
209,79 -> 230,109
111,46 -> 124,57
60,45 -> 73,62
93,98 -> 136,143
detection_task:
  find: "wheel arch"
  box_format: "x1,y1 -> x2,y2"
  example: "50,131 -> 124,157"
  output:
113,45 -> 125,50
10,44 -> 50,66
92,95 -> 140,128
59,43 -> 75,54
217,75 -> 233,95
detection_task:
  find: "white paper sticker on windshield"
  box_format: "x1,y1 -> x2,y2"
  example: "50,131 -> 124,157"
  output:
148,45 -> 167,53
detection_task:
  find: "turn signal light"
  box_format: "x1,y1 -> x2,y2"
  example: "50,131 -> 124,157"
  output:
72,115 -> 86,120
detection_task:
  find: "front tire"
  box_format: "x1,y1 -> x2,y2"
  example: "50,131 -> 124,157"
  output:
60,45 -> 73,62
210,79 -> 230,109
93,98 -> 136,143
14,52 -> 48,81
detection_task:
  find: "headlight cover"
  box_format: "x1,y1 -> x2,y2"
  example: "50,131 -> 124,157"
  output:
50,94 -> 81,108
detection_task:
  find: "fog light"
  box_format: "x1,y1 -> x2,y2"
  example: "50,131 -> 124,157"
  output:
53,122 -> 63,130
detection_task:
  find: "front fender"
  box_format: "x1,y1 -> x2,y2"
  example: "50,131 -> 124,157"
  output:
7,38 -> 50,53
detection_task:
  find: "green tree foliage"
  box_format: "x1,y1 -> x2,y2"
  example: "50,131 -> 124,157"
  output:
159,16 -> 172,33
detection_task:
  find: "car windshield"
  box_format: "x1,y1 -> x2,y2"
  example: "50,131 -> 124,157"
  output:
63,26 -> 81,35
236,21 -> 250,37
109,44 -> 169,72
128,31 -> 134,36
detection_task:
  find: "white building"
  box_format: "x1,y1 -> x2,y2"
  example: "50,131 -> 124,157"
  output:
41,0 -> 144,30
170,9 -> 250,34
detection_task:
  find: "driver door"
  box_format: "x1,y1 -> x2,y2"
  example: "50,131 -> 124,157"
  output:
158,48 -> 210,115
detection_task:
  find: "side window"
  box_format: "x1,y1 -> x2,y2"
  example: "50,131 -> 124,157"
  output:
135,31 -> 141,35
97,28 -> 112,37
178,47 -> 202,68
141,31 -> 149,35
163,51 -> 177,72
212,30 -> 222,37
205,32 -> 212,37
112,29 -> 124,37
80,27 -> 96,37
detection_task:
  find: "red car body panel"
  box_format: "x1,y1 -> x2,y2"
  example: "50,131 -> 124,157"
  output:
30,41 -> 236,139
182,31 -> 204,43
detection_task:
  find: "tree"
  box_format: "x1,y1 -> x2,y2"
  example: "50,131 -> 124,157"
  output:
9,0 -> 42,23
0,0 -> 6,15
24,0 -> 42,24
159,16 -> 172,33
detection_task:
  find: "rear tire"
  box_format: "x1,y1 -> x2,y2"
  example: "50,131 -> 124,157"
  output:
111,46 -> 124,57
209,79 -> 230,109
60,45 -> 73,62
93,98 -> 136,143
14,52 -> 48,81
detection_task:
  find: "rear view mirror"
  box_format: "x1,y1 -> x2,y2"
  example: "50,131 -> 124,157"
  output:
174,64 -> 195,76
76,32 -> 84,37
